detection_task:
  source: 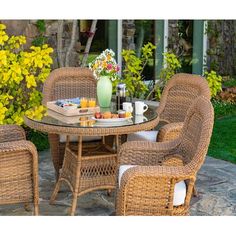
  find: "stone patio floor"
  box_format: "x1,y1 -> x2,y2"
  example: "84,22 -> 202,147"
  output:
1,149 -> 236,216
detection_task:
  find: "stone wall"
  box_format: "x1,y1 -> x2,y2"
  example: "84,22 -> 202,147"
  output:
1,20 -> 235,76
168,20 -> 236,76
0,20 -> 80,69
207,20 -> 236,76
122,20 -> 136,50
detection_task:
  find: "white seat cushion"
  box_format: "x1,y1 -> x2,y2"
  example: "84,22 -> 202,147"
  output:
118,165 -> 186,206
127,131 -> 158,142
118,165 -> 137,186
59,134 -> 102,143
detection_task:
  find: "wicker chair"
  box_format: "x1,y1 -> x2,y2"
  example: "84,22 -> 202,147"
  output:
0,125 -> 39,215
42,67 -> 103,179
116,96 -> 214,216
128,73 -> 211,142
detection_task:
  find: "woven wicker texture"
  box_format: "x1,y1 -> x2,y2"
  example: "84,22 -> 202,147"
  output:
49,135 -> 119,215
116,96 -> 214,216
156,73 -> 211,142
24,114 -> 159,215
42,67 -> 97,178
0,125 -> 39,215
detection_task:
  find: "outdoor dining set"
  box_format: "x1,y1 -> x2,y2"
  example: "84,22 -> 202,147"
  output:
0,67 -> 214,216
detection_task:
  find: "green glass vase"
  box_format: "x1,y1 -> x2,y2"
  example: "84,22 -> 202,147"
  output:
97,75 -> 112,108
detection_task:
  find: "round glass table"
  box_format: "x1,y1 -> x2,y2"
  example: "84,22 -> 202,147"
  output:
24,105 -> 159,215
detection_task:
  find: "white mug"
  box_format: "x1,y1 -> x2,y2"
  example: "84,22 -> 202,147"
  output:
135,101 -> 148,115
122,102 -> 133,113
135,115 -> 148,124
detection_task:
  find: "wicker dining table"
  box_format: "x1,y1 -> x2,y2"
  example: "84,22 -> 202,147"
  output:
24,104 -> 159,215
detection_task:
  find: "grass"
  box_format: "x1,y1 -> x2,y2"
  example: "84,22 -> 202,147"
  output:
212,99 -> 236,119
207,99 -> 236,164
208,115 -> 236,164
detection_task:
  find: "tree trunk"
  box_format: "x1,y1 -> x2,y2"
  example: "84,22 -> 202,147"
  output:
81,20 -> 98,67
136,25 -> 144,57
57,20 -> 64,67
65,20 -> 78,67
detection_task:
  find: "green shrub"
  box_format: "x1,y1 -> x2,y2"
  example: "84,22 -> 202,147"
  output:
32,20 -> 47,47
205,70 -> 222,97
0,23 -> 53,125
153,52 -> 181,100
121,42 -> 156,99
25,128 -> 49,151
159,52 -> 182,82
212,99 -> 236,118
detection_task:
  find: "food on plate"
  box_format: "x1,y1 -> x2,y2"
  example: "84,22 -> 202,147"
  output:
103,111 -> 112,119
125,111 -> 132,118
94,110 -> 131,120
111,114 -> 119,118
56,97 -> 80,107
118,110 -> 126,118
95,112 -> 102,119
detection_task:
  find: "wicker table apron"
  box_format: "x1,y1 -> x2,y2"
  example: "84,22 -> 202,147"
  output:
24,108 -> 159,215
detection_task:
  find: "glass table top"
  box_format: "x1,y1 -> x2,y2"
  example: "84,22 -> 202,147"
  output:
27,103 -> 158,129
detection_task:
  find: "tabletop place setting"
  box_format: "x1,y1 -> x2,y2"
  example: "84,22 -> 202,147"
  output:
44,82 -> 150,127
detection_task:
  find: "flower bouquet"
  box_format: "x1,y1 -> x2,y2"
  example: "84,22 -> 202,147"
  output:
89,49 -> 120,107
89,49 -> 120,81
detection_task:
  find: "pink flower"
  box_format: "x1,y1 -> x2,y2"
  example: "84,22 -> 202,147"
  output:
107,64 -> 113,70
116,65 -> 120,72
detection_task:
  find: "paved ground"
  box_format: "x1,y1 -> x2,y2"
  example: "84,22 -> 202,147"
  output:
0,149 -> 236,216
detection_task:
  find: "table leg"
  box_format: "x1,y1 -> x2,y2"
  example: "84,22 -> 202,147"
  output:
106,135 -> 119,197
50,180 -> 62,204
50,135 -> 70,204
70,136 -> 82,216
115,135 -> 120,152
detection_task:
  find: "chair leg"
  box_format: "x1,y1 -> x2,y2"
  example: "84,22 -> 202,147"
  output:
107,189 -> 112,196
193,185 -> 198,197
34,202 -> 39,216
24,203 -> 31,212
50,180 -> 62,204
70,192 -> 79,216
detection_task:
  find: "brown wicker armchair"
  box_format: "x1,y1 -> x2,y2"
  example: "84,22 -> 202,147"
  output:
42,67 -> 101,179
128,73 -> 211,142
116,96 -> 214,216
0,125 -> 39,215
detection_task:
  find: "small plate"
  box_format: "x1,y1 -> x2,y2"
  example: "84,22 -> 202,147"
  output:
92,116 -> 132,123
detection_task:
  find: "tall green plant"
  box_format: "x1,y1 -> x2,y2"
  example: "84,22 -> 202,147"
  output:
32,20 -> 47,47
149,52 -> 181,100
160,52 -> 182,81
0,23 -> 53,125
205,70 -> 222,97
121,42 -> 156,99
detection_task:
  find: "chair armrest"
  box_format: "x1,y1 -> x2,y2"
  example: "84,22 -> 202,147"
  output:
118,139 -> 180,166
117,165 -> 195,215
0,140 -> 39,207
157,122 -> 184,142
0,125 -> 26,143
0,140 -> 38,161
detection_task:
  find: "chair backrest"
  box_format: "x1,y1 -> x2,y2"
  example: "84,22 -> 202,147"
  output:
157,73 -> 211,123
42,67 -> 97,104
178,96 -> 214,172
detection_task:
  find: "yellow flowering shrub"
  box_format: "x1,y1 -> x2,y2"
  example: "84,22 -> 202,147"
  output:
0,23 -> 53,125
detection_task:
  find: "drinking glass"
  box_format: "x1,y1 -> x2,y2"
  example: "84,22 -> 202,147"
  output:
88,98 -> 96,107
80,97 -> 88,108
